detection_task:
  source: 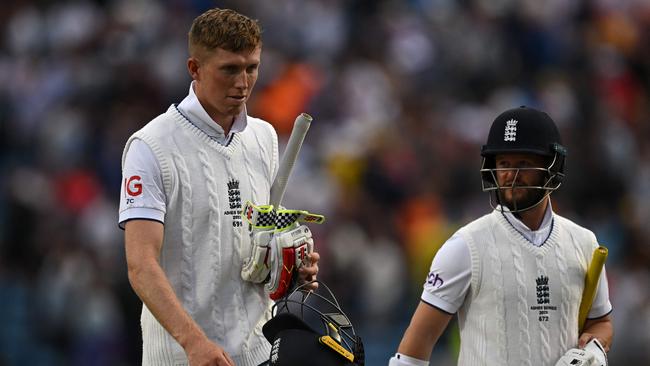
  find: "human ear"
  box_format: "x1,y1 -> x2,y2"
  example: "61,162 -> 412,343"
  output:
187,57 -> 200,80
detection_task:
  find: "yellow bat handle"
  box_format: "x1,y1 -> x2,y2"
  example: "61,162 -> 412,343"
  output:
578,246 -> 608,332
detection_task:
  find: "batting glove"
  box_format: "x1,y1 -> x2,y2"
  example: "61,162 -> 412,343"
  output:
240,201 -> 325,300
266,224 -> 313,300
241,202 -> 276,283
555,339 -> 607,366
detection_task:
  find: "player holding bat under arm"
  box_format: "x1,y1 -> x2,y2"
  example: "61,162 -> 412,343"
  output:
118,8 -> 320,366
390,107 -> 613,366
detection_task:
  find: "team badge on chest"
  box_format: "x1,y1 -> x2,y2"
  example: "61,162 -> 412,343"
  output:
531,274 -> 557,322
224,178 -> 243,227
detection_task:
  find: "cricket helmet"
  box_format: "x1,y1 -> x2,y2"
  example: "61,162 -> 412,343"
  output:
480,106 -> 567,212
262,280 -> 364,366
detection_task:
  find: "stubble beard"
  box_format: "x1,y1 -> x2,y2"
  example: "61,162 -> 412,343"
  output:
499,187 -> 546,212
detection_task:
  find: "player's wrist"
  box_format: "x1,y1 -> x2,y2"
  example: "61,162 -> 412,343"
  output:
176,325 -> 209,350
389,353 -> 429,366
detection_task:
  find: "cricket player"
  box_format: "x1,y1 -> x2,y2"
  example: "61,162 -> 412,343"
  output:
390,107 -> 613,366
119,8 -> 319,366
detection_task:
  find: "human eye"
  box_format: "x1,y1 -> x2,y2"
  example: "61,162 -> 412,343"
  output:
246,63 -> 259,74
518,160 -> 535,169
221,65 -> 240,75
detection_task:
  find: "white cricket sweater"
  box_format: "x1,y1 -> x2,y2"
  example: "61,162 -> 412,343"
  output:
455,210 -> 599,366
122,105 -> 279,366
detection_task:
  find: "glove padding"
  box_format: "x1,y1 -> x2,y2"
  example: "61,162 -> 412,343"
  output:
241,202 -> 275,283
266,224 -> 313,300
240,201 -> 324,299
555,339 -> 607,366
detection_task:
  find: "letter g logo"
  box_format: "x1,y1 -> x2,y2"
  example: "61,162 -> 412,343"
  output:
126,175 -> 143,196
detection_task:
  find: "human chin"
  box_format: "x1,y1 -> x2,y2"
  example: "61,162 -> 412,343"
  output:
504,190 -> 541,211
500,189 -> 524,208
222,102 -> 245,116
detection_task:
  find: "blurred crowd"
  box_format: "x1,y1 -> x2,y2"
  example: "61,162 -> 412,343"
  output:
1,0 -> 650,365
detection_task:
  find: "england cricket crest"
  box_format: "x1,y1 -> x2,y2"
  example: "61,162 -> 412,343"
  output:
270,337 -> 281,365
530,274 -> 557,322
224,178 -> 243,228
504,119 -> 518,142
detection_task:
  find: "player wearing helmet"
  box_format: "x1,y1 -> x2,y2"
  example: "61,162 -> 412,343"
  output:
389,107 -> 613,366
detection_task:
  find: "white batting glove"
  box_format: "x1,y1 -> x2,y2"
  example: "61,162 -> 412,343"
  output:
555,339 -> 607,366
240,201 -> 325,299
584,338 -> 607,366
241,202 -> 275,283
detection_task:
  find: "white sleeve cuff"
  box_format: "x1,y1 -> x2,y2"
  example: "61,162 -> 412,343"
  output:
587,301 -> 612,320
421,290 -> 457,314
119,207 -> 165,229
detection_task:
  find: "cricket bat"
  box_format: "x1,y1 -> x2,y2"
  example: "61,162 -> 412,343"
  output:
578,246 -> 608,332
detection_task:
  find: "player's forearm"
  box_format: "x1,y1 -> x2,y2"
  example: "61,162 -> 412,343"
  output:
128,258 -> 207,348
125,220 -> 208,350
397,325 -> 437,361
397,302 -> 452,360
580,314 -> 613,351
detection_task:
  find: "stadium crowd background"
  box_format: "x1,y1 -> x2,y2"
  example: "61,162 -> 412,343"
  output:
1,0 -> 649,364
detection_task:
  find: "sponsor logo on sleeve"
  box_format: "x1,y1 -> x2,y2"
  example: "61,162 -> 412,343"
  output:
125,175 -> 143,196
426,271 -> 445,288
124,175 -> 142,204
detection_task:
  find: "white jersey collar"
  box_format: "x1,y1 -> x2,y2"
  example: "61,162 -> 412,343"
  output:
177,81 -> 247,145
497,202 -> 553,247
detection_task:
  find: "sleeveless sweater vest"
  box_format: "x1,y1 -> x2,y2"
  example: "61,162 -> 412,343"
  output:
122,105 -> 279,366
455,210 -> 599,366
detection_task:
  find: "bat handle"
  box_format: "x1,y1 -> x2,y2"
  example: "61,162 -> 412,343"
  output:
578,245 -> 608,332
269,113 -> 312,208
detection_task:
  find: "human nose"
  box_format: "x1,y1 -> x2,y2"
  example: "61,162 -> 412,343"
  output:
499,168 -> 518,184
234,70 -> 248,89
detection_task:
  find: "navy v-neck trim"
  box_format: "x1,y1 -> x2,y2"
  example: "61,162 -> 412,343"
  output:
173,104 -> 235,148
168,105 -> 240,157
500,211 -> 555,248
495,211 -> 558,257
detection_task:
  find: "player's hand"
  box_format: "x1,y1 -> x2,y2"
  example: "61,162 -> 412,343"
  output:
266,224 -> 315,299
578,333 -> 609,352
298,251 -> 320,291
554,339 -> 607,366
185,336 -> 235,366
554,348 -> 594,366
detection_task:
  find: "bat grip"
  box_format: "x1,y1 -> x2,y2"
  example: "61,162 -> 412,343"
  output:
578,246 -> 608,332
269,113 -> 312,208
